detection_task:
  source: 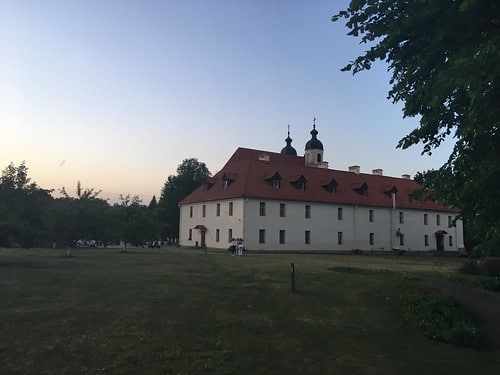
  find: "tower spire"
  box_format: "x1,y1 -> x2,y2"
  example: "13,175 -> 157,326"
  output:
281,124 -> 297,156
304,118 -> 325,168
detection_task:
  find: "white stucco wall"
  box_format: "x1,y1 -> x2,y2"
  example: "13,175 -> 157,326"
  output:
179,199 -> 245,249
180,198 -> 464,252
242,198 -> 463,252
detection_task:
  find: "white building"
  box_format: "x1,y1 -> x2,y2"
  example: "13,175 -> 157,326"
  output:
179,124 -> 464,253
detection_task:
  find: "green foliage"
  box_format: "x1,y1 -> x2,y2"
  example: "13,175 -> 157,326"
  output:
450,273 -> 500,292
0,162 -> 53,247
111,194 -> 160,247
332,1 -> 500,255
0,163 -> 162,247
400,290 -> 482,349
59,180 -> 102,199
455,258 -> 500,291
46,196 -> 111,247
158,158 -> 210,238
458,258 -> 500,277
148,195 -> 157,210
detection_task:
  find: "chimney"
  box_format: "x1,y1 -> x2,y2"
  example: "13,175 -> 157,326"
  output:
348,165 -> 360,174
372,169 -> 383,176
402,174 -> 411,179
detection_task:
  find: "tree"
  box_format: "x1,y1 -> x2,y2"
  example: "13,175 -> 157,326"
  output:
110,194 -> 160,249
148,195 -> 158,210
59,180 -> 102,199
158,159 -> 211,239
332,1 -> 500,255
0,162 -> 53,247
46,181 -> 109,247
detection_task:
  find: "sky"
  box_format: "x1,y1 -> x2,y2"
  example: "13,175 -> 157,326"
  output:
0,0 -> 454,203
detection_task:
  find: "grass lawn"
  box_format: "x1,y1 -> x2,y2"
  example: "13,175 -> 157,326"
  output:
1,247 -> 499,374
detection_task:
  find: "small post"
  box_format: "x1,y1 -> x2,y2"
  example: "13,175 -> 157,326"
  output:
291,262 -> 296,293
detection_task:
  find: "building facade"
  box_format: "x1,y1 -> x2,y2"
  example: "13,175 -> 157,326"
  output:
179,125 -> 464,253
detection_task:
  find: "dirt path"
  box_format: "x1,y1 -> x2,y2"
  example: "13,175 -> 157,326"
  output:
426,277 -> 500,353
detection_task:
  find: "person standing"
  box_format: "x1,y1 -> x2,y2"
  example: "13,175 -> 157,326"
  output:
237,238 -> 244,256
231,238 -> 237,256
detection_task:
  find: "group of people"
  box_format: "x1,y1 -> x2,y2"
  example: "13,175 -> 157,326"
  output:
230,238 -> 245,256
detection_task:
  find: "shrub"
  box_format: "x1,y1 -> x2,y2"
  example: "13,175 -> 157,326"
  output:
458,260 -> 483,276
482,258 -> 500,277
450,274 -> 500,292
400,290 -> 482,350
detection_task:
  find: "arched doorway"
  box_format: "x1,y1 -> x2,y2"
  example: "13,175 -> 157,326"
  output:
435,230 -> 448,251
194,225 -> 207,248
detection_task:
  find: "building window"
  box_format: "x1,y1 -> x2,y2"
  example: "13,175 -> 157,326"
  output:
259,229 -> 266,244
424,235 -> 429,246
291,176 -> 307,192
279,230 -> 285,244
228,229 -> 232,242
280,203 -> 286,217
338,232 -> 343,245
399,212 -> 404,224
215,229 -> 220,242
188,229 -> 192,241
449,236 -> 453,246
189,206 -> 193,218
259,202 -> 266,216
223,180 -> 229,189
202,205 -> 206,217
338,207 -> 343,220
216,203 -> 220,216
436,215 -> 441,226
400,234 -> 405,246
229,202 -> 233,216
355,184 -> 369,197
369,210 -> 374,222
448,215 -> 453,227
424,214 -> 428,225
305,230 -> 311,244
324,182 -> 337,194
305,205 -> 311,219
369,233 -> 374,245
272,179 -> 280,189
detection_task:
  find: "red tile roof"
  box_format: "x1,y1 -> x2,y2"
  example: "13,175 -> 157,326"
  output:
180,148 -> 458,212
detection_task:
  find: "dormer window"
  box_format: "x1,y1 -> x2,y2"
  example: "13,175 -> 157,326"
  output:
222,173 -> 237,189
290,175 -> 307,192
384,186 -> 398,199
203,177 -> 216,192
354,183 -> 369,197
265,171 -> 282,189
322,178 -> 337,194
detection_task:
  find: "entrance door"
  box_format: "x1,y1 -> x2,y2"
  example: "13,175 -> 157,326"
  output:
436,233 -> 445,251
200,230 -> 206,248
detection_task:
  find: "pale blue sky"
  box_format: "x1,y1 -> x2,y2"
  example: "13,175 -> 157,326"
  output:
0,0 -> 453,202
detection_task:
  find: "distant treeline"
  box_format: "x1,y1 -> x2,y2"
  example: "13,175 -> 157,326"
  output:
0,159 -> 210,248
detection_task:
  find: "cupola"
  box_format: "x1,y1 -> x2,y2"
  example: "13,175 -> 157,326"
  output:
304,118 -> 328,168
280,125 -> 297,156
